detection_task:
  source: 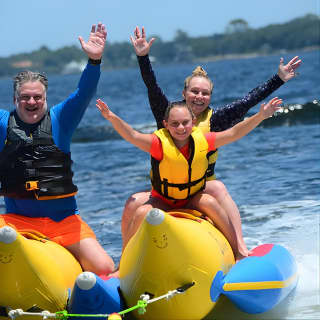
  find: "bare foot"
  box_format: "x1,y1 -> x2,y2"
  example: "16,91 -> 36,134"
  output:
108,268 -> 120,278
235,248 -> 254,263
238,243 -> 251,255
235,253 -> 247,263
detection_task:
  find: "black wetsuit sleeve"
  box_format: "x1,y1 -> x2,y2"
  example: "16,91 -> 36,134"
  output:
210,74 -> 284,132
137,55 -> 169,129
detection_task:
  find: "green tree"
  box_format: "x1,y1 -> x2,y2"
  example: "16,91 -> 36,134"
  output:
0,14 -> 319,77
225,19 -> 249,34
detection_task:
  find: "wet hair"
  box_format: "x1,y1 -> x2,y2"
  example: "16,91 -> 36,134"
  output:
183,66 -> 214,93
164,100 -> 195,121
13,71 -> 48,99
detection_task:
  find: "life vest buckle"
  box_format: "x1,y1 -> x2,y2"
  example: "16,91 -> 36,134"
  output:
25,180 -> 39,191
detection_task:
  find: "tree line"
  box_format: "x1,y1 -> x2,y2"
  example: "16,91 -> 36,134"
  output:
0,14 -> 318,77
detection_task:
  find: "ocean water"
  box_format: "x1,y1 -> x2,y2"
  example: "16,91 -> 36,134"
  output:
0,49 -> 319,319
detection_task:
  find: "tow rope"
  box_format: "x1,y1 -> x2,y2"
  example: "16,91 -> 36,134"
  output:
7,282 -> 195,320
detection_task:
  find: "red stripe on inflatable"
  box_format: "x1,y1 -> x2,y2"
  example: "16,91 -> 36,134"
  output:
250,244 -> 274,257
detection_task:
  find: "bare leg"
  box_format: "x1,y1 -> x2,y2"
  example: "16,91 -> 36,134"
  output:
122,197 -> 171,251
0,215 -> 116,275
121,191 -> 150,241
188,192 -> 246,261
66,237 -> 115,275
204,180 -> 250,258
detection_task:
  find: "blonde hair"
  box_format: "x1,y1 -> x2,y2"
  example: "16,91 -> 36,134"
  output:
184,66 -> 214,93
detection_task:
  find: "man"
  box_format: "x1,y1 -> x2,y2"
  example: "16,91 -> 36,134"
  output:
0,22 -> 115,276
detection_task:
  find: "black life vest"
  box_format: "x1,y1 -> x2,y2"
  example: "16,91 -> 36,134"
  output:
0,111 -> 78,200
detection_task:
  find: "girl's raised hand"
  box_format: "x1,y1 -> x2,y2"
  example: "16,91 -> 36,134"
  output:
260,97 -> 283,119
96,99 -> 112,120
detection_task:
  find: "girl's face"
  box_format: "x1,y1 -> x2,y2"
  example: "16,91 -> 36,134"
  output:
163,106 -> 195,146
183,77 -> 212,117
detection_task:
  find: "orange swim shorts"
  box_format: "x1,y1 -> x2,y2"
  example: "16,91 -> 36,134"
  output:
0,214 -> 96,247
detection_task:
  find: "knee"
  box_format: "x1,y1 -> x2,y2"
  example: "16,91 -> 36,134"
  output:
205,180 -> 228,199
197,194 -> 227,217
122,192 -> 150,220
83,251 -> 115,276
94,255 -> 115,276
67,238 -> 116,276
122,205 -> 152,250
132,205 -> 152,224
203,195 -> 220,211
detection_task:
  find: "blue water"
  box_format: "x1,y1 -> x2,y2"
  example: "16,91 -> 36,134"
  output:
0,49 -> 319,319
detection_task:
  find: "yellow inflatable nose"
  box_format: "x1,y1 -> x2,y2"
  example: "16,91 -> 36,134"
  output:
0,226 -> 82,320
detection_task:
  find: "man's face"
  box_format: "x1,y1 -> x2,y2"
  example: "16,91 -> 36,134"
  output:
14,81 -> 47,124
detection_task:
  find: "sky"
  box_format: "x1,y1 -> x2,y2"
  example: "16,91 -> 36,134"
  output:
1,0 -> 319,57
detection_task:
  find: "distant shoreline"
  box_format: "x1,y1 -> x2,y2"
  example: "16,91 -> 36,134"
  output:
193,46 -> 320,63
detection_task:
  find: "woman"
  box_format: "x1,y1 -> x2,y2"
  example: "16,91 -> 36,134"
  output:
121,26 -> 301,258
96,97 -> 282,260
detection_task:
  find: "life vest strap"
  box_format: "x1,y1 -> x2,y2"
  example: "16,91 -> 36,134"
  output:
34,191 -> 77,200
159,173 -> 207,201
23,168 -> 73,179
25,180 -> 39,191
162,172 -> 207,191
22,156 -> 73,168
206,162 -> 216,179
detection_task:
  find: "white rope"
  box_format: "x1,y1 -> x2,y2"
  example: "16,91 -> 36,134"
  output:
8,284 -> 194,319
8,309 -> 56,320
140,288 -> 183,304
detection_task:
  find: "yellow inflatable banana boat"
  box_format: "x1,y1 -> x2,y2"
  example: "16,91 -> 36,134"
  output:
120,208 -> 235,320
0,210 -> 297,320
119,208 -> 298,320
0,226 -> 82,320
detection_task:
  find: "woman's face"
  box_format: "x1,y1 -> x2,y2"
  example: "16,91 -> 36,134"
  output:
183,77 -> 212,117
163,106 -> 195,146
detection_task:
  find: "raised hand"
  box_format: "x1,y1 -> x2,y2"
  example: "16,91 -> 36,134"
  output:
278,56 -> 302,82
96,99 -> 113,120
130,26 -> 155,56
78,23 -> 107,60
260,97 -> 283,119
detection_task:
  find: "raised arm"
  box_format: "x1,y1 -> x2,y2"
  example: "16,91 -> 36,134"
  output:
96,99 -> 153,153
215,97 -> 282,148
51,23 -> 107,150
210,56 -> 301,132
132,27 -> 169,128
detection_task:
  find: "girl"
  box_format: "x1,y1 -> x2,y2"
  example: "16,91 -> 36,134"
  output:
96,97 -> 282,260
